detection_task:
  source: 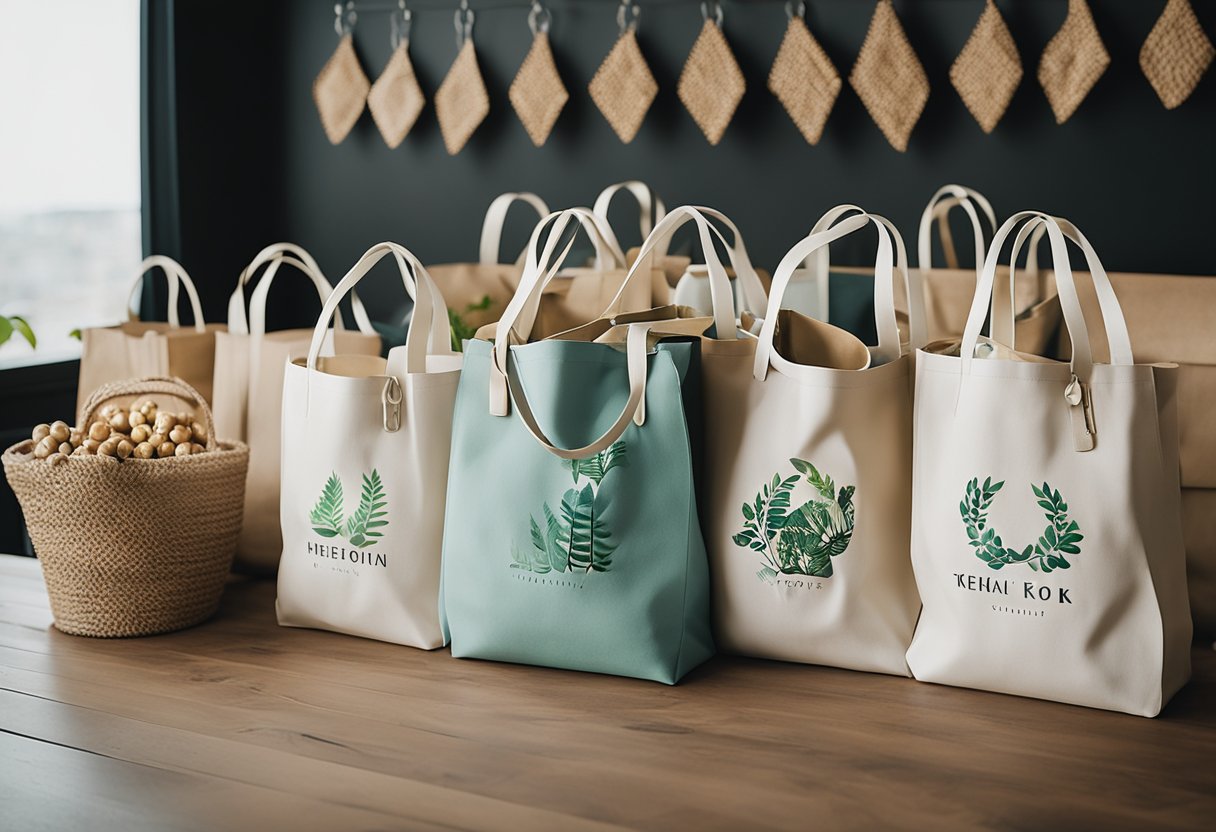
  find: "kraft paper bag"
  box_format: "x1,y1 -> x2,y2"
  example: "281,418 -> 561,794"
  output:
1183,488 -> 1216,639
213,243 -> 381,573
907,211 -> 1191,717
698,206 -> 923,675
277,243 -> 461,648
78,256 -> 222,412
442,209 -> 714,683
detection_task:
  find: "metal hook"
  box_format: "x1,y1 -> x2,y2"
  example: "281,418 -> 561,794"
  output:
528,1 -> 551,37
701,0 -> 723,27
333,1 -> 356,37
390,0 -> 411,49
617,0 -> 639,36
785,0 -> 806,21
454,0 -> 474,49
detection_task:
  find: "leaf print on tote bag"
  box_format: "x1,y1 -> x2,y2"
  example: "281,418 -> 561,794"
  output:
960,477 -> 1084,573
308,469 -> 389,548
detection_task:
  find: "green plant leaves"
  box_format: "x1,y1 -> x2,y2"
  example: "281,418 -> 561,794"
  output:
448,294 -> 494,352
565,440 -> 628,487
309,473 -> 345,538
0,315 -> 36,350
962,478 -> 1082,573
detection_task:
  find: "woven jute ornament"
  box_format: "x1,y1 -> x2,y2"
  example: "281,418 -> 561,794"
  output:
368,43 -> 425,149
1037,0 -> 1110,124
2,377 -> 248,638
768,9 -> 841,146
590,30 -> 658,144
678,14 -> 746,146
1140,0 -> 1214,110
510,32 -> 569,147
435,41 -> 490,155
313,34 -> 370,145
951,0 -> 1023,134
849,0 -> 929,152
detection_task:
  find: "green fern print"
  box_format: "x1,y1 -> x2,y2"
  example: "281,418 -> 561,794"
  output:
960,477 -> 1083,573
732,459 -> 856,583
511,441 -> 626,575
308,469 -> 389,548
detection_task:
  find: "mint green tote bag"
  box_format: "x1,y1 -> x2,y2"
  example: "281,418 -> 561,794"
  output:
441,209 -> 715,684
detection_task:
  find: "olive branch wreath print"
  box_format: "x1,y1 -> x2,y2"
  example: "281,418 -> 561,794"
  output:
960,477 -> 1083,573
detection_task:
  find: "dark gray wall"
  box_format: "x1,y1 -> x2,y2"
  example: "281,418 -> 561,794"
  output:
169,0 -> 1216,326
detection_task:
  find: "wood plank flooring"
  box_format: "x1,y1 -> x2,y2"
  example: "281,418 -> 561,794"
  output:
1,554 -> 1213,831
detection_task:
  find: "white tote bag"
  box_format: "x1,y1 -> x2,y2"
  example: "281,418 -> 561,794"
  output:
703,207 -> 925,675
277,242 -> 461,648
907,212 -> 1192,716
213,243 -> 381,572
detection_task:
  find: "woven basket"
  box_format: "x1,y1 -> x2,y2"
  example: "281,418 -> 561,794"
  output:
2,377 -> 249,637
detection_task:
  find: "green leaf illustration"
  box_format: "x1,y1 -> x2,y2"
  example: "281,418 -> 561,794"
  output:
309,473 -> 344,538
565,440 -> 628,487
961,478 -> 1082,572
344,469 -> 388,548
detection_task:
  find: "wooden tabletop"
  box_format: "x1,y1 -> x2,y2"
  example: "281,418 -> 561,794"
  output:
1,553 -> 1213,831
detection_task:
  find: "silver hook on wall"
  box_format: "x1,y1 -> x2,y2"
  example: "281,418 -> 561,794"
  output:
528,1 -> 552,37
701,0 -> 723,27
454,0 -> 475,49
617,0 -> 639,36
333,1 -> 357,37
785,0 -> 806,21
390,0 -> 412,49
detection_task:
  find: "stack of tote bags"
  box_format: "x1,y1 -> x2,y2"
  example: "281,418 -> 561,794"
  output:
268,196 -> 1192,717
212,243 -> 381,572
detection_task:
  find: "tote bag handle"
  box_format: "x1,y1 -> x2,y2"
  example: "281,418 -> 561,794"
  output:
227,243 -> 377,337
755,210 -> 913,379
592,180 -> 668,258
307,242 -> 453,374
919,184 -> 996,272
603,205 -> 767,335
127,255 -> 206,332
479,192 -> 550,266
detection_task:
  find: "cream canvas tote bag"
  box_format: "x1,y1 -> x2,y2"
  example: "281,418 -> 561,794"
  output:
277,242 -> 460,648
78,256 -> 223,411
703,207 -> 925,675
213,243 -> 381,573
907,211 -> 1192,716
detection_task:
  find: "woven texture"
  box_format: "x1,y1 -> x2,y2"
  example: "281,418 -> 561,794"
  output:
435,41 -> 490,156
1140,0 -> 1214,110
313,35 -> 370,145
768,16 -> 841,146
678,20 -> 746,146
3,378 -> 248,638
951,0 -> 1023,134
509,33 -> 569,147
589,31 -> 658,144
849,0 -> 929,152
1037,0 -> 1110,124
367,42 -> 426,149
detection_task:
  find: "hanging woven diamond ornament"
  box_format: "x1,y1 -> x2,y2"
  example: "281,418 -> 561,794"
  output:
509,2 -> 570,147
849,0 -> 929,152
950,0 -> 1023,134
1140,0 -> 1214,110
589,1 -> 658,144
367,2 -> 426,149
1038,0 -> 1110,124
434,2 -> 490,155
678,1 -> 746,146
313,3 -> 370,145
769,1 -> 841,145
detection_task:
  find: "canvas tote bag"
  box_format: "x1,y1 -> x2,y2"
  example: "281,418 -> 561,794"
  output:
917,184 -> 1061,353
593,180 -> 686,294
213,243 -> 381,573
277,242 -> 461,648
442,208 -> 714,683
701,208 -> 925,674
78,256 -> 223,411
907,212 -> 1192,716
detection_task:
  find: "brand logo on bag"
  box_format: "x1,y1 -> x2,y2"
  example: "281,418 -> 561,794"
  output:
733,459 -> 855,585
510,440 -> 626,578
308,469 -> 390,560
954,476 -> 1083,610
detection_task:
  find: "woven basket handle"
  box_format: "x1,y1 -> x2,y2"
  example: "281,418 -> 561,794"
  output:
77,376 -> 218,451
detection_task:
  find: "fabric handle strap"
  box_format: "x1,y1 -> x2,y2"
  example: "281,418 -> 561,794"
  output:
127,255 -> 206,332
592,180 -> 669,258
479,192 -> 551,266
